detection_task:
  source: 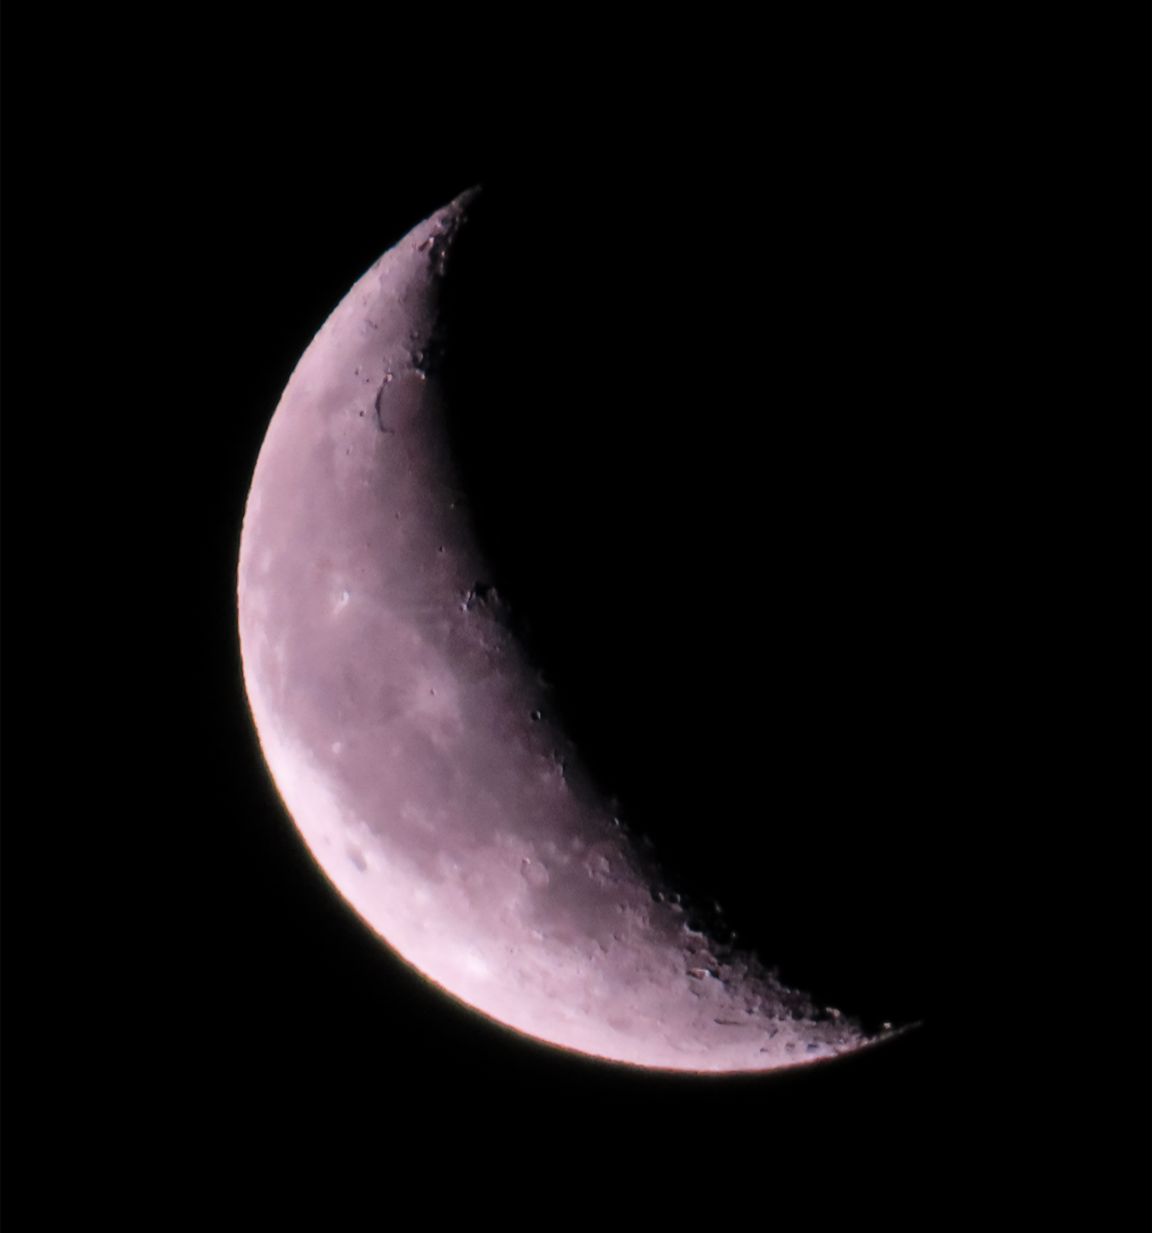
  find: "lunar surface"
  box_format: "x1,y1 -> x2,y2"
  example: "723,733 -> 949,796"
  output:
237,189 -> 899,1072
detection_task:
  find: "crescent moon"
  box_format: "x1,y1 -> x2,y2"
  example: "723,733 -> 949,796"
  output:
237,189 -> 902,1073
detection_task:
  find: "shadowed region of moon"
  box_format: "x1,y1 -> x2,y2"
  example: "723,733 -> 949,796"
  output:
238,188 -> 924,1071
433,184 -> 932,1034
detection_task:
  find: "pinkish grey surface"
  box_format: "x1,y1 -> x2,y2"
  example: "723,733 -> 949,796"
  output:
237,191 -> 887,1071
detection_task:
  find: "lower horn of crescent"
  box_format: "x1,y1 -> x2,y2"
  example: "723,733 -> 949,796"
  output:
237,190 -> 897,1072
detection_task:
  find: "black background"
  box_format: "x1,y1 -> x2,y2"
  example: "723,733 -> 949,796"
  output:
4,13 -> 1149,1224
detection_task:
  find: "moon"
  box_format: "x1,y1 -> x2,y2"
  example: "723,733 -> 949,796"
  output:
237,189 -> 901,1072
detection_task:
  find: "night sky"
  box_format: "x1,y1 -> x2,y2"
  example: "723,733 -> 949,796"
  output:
4,15 -> 1147,1225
